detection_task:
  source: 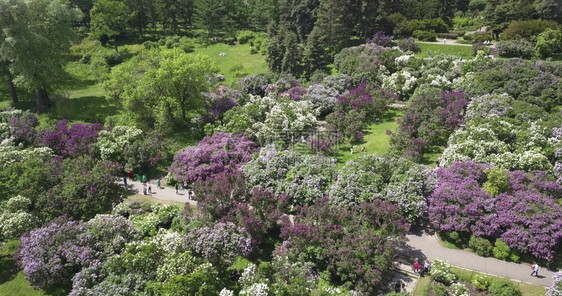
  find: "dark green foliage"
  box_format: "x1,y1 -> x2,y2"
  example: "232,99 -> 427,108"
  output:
500,20 -> 560,42
0,158 -> 58,203
413,30 -> 438,41
468,235 -> 493,256
488,279 -> 522,296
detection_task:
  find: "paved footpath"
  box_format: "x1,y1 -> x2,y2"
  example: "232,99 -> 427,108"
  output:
122,179 -> 556,287
124,179 -> 198,206
404,227 -> 556,287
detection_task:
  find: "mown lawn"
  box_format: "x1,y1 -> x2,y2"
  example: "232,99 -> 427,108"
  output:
192,42 -> 268,86
415,43 -> 474,59
335,108 -> 401,166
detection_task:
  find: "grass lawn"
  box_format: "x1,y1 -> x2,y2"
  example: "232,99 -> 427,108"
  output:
0,240 -> 64,296
192,42 -> 268,86
126,194 -> 185,208
416,43 -> 474,59
335,108 -> 401,166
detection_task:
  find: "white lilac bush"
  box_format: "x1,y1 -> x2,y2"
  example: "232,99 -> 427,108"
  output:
449,282 -> 470,296
329,154 -> 435,222
430,259 -> 457,285
242,145 -> 337,207
94,125 -> 143,161
0,196 -> 37,241
382,70 -> 417,98
0,146 -> 53,170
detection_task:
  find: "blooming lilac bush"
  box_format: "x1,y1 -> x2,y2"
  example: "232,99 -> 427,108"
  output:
169,132 -> 257,183
9,112 -> 38,146
243,145 -> 337,207
326,82 -> 392,141
388,88 -> 468,161
86,214 -> 142,257
184,222 -> 252,267
36,156 -> 123,221
281,198 -> 409,295
547,271 -> 562,296
192,170 -> 248,221
429,161 -> 562,259
330,154 -> 436,222
42,119 -> 103,158
334,43 -> 399,84
367,31 -> 394,47
239,73 -> 272,97
301,83 -> 340,117
0,195 -> 38,241
18,218 -> 98,289
94,125 -> 143,162
205,85 -> 242,122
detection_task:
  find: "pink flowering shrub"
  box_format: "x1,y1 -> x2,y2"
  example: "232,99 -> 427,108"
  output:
169,132 -> 257,183
429,161 -> 562,259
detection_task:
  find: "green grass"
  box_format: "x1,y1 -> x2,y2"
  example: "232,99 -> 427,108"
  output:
125,194 -> 185,207
192,42 -> 268,86
335,108 -> 401,166
415,43 -> 474,59
413,266 -> 546,296
0,240 -> 64,296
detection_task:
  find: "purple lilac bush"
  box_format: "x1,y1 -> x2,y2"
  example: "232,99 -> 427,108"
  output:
547,271 -> 562,296
280,198 -> 409,295
184,222 -> 252,267
429,161 -> 562,259
42,119 -> 104,158
9,113 -> 38,146
367,31 -> 394,47
326,81 -> 391,141
18,218 -> 98,289
169,132 -> 257,183
205,86 -> 242,122
389,88 -> 468,161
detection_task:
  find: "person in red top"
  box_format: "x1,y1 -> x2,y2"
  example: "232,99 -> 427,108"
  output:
127,171 -> 132,180
414,259 -> 420,273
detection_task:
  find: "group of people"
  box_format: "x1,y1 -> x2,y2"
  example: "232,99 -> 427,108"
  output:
174,182 -> 194,199
413,259 -> 431,275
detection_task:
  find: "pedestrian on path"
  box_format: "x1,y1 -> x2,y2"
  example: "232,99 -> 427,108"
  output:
547,255 -> 553,270
123,177 -> 127,187
531,263 -> 539,277
175,183 -> 179,195
188,189 -> 193,200
142,175 -> 147,184
156,178 -> 161,189
424,260 -> 431,275
414,259 -> 420,273
148,182 -> 152,195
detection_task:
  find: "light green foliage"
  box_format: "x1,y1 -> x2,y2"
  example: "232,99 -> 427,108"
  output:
468,235 -> 493,256
90,0 -> 128,48
482,168 -> 510,197
488,279 -> 522,296
104,48 -> 218,131
535,28 -> 562,58
471,274 -> 490,291
493,239 -> 520,262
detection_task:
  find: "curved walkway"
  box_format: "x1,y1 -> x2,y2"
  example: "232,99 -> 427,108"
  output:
403,227 -> 555,287
122,179 -> 556,287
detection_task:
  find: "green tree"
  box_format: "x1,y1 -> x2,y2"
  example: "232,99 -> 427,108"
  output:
90,0 -> 129,51
0,0 -> 82,113
535,0 -> 562,23
304,26 -> 329,77
154,0 -> 194,33
104,49 -> 218,131
281,30 -> 303,75
195,0 -> 228,36
535,28 -> 562,58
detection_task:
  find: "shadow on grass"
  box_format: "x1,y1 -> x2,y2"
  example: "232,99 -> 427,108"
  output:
0,241 -> 20,285
50,96 -> 120,123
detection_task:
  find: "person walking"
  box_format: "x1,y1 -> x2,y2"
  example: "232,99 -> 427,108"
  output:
414,259 -> 420,273
123,177 -> 127,187
156,178 -> 161,189
546,255 -> 553,270
141,175 -> 147,184
175,183 -> 179,195
424,260 -> 431,275
531,263 -> 539,277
